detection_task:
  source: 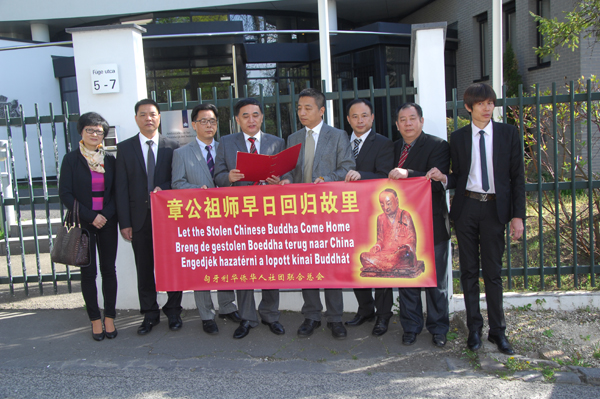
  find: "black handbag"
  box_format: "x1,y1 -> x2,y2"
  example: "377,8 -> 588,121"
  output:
51,200 -> 91,267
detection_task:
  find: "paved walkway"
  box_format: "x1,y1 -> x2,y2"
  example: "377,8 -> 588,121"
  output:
1,307 -> 600,398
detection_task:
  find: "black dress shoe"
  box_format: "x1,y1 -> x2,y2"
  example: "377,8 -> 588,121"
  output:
105,328 -> 118,339
488,333 -> 515,355
262,320 -> 285,335
219,311 -> 242,323
372,317 -> 390,336
297,319 -> 321,338
233,320 -> 253,339
402,332 -> 417,345
168,315 -> 183,331
137,318 -> 160,335
202,320 -> 219,335
327,322 -> 347,339
345,313 -> 375,326
432,334 -> 447,347
467,330 -> 482,351
91,325 -> 105,341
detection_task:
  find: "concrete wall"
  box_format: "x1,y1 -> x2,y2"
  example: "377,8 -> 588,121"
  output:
0,38 -> 72,179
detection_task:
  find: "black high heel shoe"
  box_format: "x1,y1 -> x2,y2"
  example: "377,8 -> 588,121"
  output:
91,325 -> 105,341
104,318 -> 118,339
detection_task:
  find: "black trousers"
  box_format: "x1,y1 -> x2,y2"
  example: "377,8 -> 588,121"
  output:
131,210 -> 182,320
399,239 -> 449,335
80,216 -> 118,321
455,197 -> 506,335
352,288 -> 393,319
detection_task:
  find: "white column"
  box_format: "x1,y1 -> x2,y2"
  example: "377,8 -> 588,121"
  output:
30,23 -> 50,42
317,0 -> 334,123
66,24 -> 148,310
492,0 -> 503,119
410,23 -> 454,303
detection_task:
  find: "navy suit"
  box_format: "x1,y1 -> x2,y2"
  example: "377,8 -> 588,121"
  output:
115,134 -> 182,320
446,121 -> 525,334
394,132 -> 451,335
350,132 -> 395,320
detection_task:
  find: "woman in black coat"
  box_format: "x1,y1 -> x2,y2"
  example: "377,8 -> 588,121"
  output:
59,112 -> 118,341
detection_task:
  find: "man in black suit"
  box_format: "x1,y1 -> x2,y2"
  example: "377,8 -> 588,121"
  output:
213,97 -> 286,340
343,99 -> 394,336
388,103 -> 451,347
427,83 -> 525,355
115,98 -> 183,335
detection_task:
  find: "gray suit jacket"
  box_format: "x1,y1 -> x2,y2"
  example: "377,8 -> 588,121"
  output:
283,123 -> 355,183
171,139 -> 218,189
213,132 -> 286,187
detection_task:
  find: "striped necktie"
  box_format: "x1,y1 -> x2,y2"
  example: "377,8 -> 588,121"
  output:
248,137 -> 257,154
205,145 -> 214,177
397,143 -> 411,168
352,138 -> 361,159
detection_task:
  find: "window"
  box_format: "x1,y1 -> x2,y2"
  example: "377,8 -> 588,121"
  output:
504,1 -> 517,45
536,0 -> 551,65
476,12 -> 489,80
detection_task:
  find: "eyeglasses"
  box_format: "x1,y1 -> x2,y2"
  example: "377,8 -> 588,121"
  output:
84,128 -> 105,136
194,118 -> 218,125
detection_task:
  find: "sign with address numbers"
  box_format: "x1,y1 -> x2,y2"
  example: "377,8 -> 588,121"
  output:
91,64 -> 120,94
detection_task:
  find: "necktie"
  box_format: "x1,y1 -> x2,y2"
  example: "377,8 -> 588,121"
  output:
479,130 -> 490,192
248,137 -> 257,154
397,143 -> 411,168
303,130 -> 315,183
352,138 -> 361,159
205,145 -> 214,177
146,140 -> 155,208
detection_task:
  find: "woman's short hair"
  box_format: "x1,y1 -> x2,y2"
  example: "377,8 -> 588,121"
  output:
77,112 -> 109,136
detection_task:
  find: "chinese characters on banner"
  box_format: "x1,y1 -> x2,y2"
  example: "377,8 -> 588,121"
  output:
151,178 -> 436,291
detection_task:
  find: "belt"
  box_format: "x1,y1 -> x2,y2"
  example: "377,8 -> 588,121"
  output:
464,190 -> 496,202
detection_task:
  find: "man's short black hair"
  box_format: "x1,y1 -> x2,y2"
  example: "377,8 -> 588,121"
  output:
234,97 -> 263,116
346,98 -> 373,115
135,98 -> 160,115
191,103 -> 219,122
395,102 -> 423,119
77,112 -> 109,136
298,88 -> 326,109
463,83 -> 497,110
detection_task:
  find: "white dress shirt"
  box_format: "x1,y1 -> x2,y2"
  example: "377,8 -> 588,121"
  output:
306,120 -> 324,149
197,137 -> 216,161
350,129 -> 371,154
243,131 -> 263,154
138,132 -> 159,172
466,121 -> 496,194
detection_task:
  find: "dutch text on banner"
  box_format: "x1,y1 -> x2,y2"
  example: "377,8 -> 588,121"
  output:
151,177 -> 436,291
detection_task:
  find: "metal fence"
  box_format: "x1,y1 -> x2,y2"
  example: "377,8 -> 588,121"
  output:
1,77 -> 599,295
448,79 -> 600,290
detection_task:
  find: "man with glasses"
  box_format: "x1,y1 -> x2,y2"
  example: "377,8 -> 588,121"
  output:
214,97 -> 286,339
171,103 -> 241,335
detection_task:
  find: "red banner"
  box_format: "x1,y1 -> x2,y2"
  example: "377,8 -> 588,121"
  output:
151,178 -> 436,291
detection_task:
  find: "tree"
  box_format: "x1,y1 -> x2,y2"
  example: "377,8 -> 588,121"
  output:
503,41 -> 523,98
531,0 -> 600,60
